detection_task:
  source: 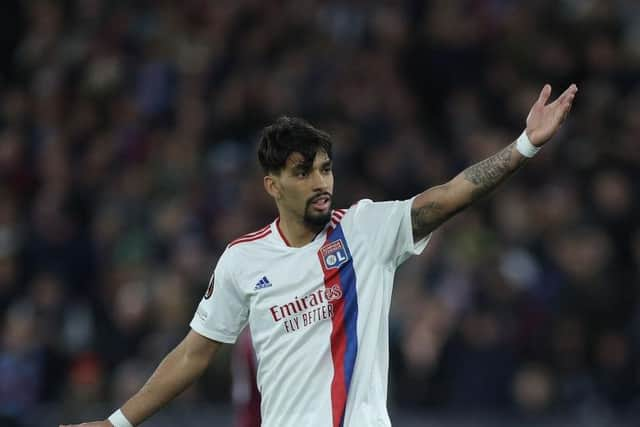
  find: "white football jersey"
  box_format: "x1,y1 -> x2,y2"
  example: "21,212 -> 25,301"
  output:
190,198 -> 431,427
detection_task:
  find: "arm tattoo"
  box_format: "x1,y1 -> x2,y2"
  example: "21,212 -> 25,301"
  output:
411,199 -> 445,239
411,183 -> 454,239
411,142 -> 528,240
462,142 -> 527,199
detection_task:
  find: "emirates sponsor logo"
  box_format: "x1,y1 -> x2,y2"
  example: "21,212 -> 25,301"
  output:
269,285 -> 342,333
324,284 -> 342,301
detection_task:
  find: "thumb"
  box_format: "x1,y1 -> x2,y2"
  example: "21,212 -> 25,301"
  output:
537,84 -> 552,106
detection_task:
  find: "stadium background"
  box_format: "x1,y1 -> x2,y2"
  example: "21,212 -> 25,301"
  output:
0,0 -> 639,426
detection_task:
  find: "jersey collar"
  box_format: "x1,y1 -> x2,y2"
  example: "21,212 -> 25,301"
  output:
273,216 -> 330,248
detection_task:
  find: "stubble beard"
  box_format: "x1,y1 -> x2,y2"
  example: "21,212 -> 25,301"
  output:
303,199 -> 332,229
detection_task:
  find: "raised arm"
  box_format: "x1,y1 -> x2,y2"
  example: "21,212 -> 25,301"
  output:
60,330 -> 222,427
411,83 -> 578,241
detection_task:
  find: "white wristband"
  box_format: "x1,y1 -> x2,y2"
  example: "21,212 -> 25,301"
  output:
515,130 -> 540,158
108,409 -> 134,427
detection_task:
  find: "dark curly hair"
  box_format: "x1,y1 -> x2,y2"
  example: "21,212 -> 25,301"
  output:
257,116 -> 333,175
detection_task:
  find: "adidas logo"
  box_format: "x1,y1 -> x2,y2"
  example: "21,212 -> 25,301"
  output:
254,276 -> 273,290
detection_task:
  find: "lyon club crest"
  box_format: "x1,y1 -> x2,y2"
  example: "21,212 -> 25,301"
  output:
320,239 -> 350,270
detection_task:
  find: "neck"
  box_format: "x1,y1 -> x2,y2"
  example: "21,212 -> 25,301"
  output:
277,211 -> 324,247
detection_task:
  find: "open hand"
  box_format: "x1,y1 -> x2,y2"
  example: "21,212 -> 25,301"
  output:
525,83 -> 578,146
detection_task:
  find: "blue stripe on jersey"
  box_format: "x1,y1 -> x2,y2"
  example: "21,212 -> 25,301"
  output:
331,223 -> 358,425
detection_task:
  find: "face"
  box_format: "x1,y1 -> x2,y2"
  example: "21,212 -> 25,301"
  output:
267,150 -> 334,228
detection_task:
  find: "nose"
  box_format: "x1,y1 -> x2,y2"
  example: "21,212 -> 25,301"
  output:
310,169 -> 328,191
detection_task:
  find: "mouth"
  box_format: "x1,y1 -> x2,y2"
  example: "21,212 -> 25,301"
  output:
309,194 -> 331,211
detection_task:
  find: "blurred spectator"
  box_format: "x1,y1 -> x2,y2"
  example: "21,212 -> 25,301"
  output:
0,300 -> 45,423
512,363 -> 555,414
231,329 -> 261,427
0,0 -> 638,425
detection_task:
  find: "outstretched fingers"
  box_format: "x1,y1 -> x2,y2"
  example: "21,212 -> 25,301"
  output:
526,83 -> 578,144
527,84 -> 552,122
537,84 -> 553,106
560,84 -> 578,104
551,84 -> 578,107
555,84 -> 578,120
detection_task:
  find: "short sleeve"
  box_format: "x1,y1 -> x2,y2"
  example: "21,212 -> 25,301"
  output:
190,250 -> 249,344
351,197 -> 431,268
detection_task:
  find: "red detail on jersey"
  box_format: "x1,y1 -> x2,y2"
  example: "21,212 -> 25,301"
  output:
318,243 -> 347,427
229,226 -> 272,248
324,284 -> 343,301
328,210 -> 345,235
204,273 -> 215,299
231,225 -> 270,241
242,224 -> 271,238
275,217 -> 292,247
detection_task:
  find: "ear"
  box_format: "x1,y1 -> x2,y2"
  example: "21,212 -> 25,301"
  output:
264,174 -> 281,200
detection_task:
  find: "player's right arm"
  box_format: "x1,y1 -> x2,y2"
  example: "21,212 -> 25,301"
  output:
60,330 -> 222,427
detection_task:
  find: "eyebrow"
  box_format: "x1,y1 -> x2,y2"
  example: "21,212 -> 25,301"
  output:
290,158 -> 332,174
321,160 -> 333,168
291,163 -> 311,173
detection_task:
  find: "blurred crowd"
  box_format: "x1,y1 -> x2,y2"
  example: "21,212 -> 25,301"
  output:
1,0 -> 639,425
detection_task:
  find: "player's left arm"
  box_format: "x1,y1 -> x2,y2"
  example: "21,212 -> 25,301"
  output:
411,83 -> 578,241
